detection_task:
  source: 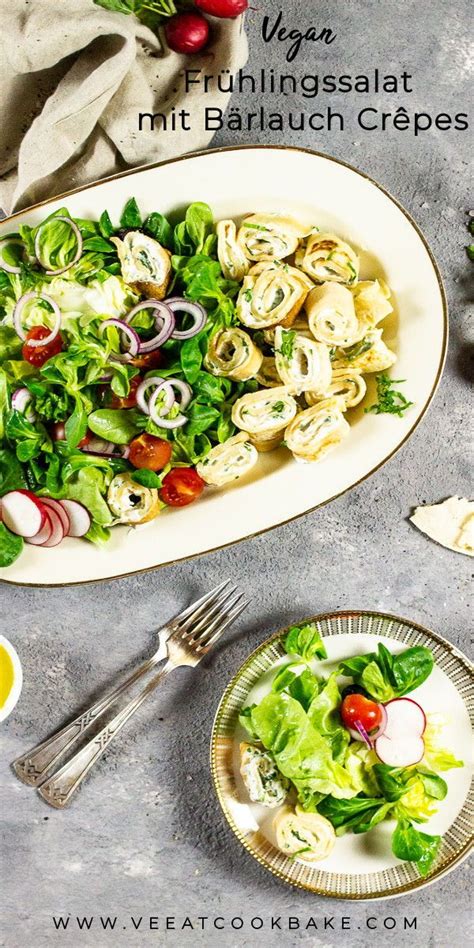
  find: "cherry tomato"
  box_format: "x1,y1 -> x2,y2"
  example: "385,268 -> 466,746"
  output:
159,467 -> 205,507
340,694 -> 383,733
78,432 -> 92,450
129,434 -> 172,472
111,374 -> 142,409
22,326 -> 63,366
130,349 -> 163,370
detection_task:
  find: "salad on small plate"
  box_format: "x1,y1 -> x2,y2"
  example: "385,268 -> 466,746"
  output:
211,612 -> 473,898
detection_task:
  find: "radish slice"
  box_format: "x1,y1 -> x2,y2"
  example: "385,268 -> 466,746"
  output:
375,734 -> 425,767
59,500 -> 91,537
1,490 -> 46,537
26,514 -> 53,546
383,698 -> 426,738
41,509 -> 64,547
40,498 -> 70,536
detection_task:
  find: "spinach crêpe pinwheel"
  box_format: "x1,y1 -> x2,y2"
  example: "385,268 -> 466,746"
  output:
236,261 -> 313,329
305,282 -> 364,348
232,386 -> 298,452
285,397 -> 350,463
305,369 -> 367,409
237,213 -> 307,262
351,278 -> 393,326
196,433 -> 258,487
205,327 -> 263,381
273,806 -> 336,863
216,219 -> 250,282
274,326 -> 332,395
296,231 -> 360,285
332,329 -> 397,373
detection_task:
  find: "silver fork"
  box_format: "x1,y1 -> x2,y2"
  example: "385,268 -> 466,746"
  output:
12,581 -> 237,790
33,583 -> 247,808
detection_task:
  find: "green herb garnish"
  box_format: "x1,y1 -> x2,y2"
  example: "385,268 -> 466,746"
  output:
243,223 -> 271,232
343,337 -> 373,362
365,373 -> 413,417
276,329 -> 296,362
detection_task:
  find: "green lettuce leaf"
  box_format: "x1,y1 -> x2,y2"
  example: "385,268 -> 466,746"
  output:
250,692 -> 355,802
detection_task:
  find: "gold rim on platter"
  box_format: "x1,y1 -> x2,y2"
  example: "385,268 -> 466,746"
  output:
210,610 -> 473,899
0,146 -> 448,587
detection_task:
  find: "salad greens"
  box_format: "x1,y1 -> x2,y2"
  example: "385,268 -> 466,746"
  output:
339,642 -> 434,701
239,627 -> 463,877
0,197 -> 250,563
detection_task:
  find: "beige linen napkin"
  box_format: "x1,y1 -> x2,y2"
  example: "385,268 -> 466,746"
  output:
0,0 -> 248,213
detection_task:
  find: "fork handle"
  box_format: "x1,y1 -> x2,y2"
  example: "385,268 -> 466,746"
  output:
37,660 -> 175,808
12,652 -> 162,787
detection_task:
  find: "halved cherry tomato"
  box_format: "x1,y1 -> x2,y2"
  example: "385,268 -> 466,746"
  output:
129,433 -> 172,472
340,693 -> 383,733
159,467 -> 205,507
22,326 -> 63,366
78,431 -> 92,450
111,374 -> 142,409
130,349 -> 163,370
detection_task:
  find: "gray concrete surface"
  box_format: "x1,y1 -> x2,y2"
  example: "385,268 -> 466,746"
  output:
1,1 -> 472,945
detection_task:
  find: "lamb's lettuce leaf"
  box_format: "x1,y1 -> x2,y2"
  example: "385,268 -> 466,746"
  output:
391,819 -> 440,876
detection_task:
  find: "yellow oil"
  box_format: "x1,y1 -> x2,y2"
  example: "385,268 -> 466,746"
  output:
0,644 -> 14,709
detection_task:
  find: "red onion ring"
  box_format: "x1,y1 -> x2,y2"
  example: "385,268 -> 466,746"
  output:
125,300 -> 175,354
166,297 -> 207,339
136,376 -> 174,415
81,437 -> 115,456
12,387 -> 36,422
13,292 -> 61,346
0,237 -> 23,274
99,318 -> 140,362
34,216 -> 83,275
369,704 -> 388,740
352,720 -> 373,749
167,377 -> 193,410
149,383 -> 186,430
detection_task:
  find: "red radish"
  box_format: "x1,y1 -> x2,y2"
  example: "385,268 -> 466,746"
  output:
165,12 -> 209,54
383,698 -> 426,737
195,0 -> 248,15
40,498 -> 70,536
375,734 -> 425,767
26,515 -> 53,546
59,500 -> 91,537
41,508 -> 64,548
374,697 -> 426,767
1,490 -> 47,537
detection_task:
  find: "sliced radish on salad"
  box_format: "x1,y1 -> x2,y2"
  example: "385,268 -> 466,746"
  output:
375,697 -> 426,767
59,500 -> 91,537
25,515 -> 53,546
40,498 -> 70,536
375,734 -> 425,767
1,490 -> 47,537
40,509 -> 64,548
383,697 -> 426,736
